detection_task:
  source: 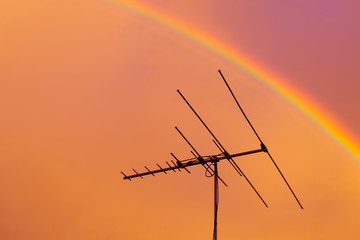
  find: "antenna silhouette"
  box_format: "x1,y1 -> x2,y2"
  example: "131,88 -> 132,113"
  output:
122,70 -> 303,240
218,70 -> 303,209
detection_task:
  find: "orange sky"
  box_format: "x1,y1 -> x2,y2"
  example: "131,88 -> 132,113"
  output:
1,0 -> 360,239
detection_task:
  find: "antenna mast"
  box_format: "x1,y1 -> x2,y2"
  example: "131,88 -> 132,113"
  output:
122,71 -> 303,239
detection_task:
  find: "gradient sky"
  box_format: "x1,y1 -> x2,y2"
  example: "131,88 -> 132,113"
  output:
1,0 -> 360,239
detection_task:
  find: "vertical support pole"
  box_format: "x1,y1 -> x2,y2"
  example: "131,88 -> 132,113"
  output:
213,161 -> 219,240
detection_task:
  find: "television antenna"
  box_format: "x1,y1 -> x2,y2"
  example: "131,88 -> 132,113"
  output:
121,70 -> 303,240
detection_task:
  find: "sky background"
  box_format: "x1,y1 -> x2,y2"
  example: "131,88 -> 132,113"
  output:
1,0 -> 360,239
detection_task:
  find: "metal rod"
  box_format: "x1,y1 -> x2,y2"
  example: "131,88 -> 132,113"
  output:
218,69 -> 303,209
177,90 -> 226,153
177,90 -> 243,177
173,127 -> 228,185
266,151 -> 303,209
145,166 -> 155,176
213,139 -> 222,152
156,163 -> 167,174
121,171 -> 131,181
216,173 -> 228,187
171,160 -> 181,171
171,153 -> 191,173
212,140 -> 243,177
133,169 -> 143,179
230,162 -> 268,207
166,162 -> 176,172
187,150 -> 228,186
123,149 -> 264,181
171,152 -> 182,167
175,126 -> 201,158
213,161 -> 219,240
218,70 -> 262,142
190,150 -> 197,158
190,151 -> 214,173
175,125 -> 228,186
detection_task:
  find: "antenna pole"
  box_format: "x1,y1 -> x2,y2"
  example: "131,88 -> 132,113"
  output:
213,160 -> 219,240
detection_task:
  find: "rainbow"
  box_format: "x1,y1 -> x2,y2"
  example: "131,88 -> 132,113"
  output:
103,0 -> 360,160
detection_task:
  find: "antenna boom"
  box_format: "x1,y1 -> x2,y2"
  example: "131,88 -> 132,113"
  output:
122,148 -> 265,180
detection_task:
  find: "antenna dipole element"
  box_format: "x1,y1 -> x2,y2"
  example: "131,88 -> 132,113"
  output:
176,89 -> 268,208
218,69 -> 304,209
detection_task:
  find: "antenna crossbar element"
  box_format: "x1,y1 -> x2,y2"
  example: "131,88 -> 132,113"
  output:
175,126 -> 202,160
122,148 -> 265,180
218,70 -> 304,209
171,160 -> 182,171
156,163 -> 167,174
166,162 -> 176,172
177,89 -> 268,207
176,90 -> 243,177
171,153 -> 191,173
145,166 -> 155,176
175,126 -> 228,186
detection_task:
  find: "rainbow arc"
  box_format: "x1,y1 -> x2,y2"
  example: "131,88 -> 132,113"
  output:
106,0 -> 360,160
